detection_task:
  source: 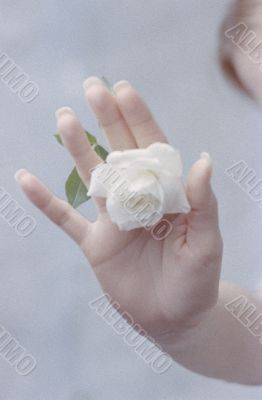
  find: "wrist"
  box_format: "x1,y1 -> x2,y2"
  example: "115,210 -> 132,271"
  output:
153,307 -> 215,354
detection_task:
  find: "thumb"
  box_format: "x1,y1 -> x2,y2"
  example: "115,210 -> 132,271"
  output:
186,152 -> 219,233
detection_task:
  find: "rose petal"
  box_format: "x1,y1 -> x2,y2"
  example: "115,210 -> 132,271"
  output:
155,170 -> 190,213
89,142 -> 190,230
87,163 -> 111,197
106,194 -> 143,230
107,148 -> 149,168
148,142 -> 183,176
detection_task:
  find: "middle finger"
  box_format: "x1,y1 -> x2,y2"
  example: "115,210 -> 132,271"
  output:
83,77 -> 137,151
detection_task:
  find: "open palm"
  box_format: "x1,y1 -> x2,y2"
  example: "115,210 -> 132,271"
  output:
16,78 -> 223,338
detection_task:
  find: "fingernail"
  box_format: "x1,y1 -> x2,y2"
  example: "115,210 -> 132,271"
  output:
200,152 -> 211,161
200,152 -> 212,181
83,76 -> 102,91
113,80 -> 131,92
55,106 -> 74,120
14,168 -> 28,182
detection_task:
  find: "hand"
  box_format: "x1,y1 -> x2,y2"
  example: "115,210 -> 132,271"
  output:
15,78 -> 223,339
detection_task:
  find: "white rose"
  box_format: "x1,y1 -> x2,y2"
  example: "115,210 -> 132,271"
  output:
87,142 -> 190,231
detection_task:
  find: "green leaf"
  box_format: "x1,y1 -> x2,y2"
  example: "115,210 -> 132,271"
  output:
54,133 -> 63,145
94,144 -> 108,160
65,167 -> 90,208
101,76 -> 116,95
55,128 -> 109,208
85,131 -> 97,146
55,131 -> 97,147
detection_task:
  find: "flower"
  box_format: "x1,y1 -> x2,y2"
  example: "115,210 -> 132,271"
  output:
87,142 -> 190,231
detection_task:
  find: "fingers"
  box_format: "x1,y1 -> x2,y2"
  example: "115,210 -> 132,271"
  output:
186,153 -> 220,233
113,80 -> 168,148
83,77 -> 167,149
56,107 -> 102,188
14,169 -> 90,246
83,77 -> 137,150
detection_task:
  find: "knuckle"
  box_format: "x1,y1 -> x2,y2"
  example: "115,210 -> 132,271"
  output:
195,234 -> 223,268
56,202 -> 72,227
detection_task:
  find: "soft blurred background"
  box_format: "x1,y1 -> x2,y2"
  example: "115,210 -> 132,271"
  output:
0,0 -> 262,398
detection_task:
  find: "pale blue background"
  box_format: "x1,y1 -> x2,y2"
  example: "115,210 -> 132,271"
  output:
0,0 -> 262,399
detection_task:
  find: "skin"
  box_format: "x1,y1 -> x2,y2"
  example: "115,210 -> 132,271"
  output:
15,77 -> 262,385
221,0 -> 262,106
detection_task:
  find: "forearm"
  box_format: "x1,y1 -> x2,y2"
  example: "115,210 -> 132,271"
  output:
156,282 -> 262,385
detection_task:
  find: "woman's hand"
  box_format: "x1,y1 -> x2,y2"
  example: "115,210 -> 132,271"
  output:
15,77 -> 223,339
